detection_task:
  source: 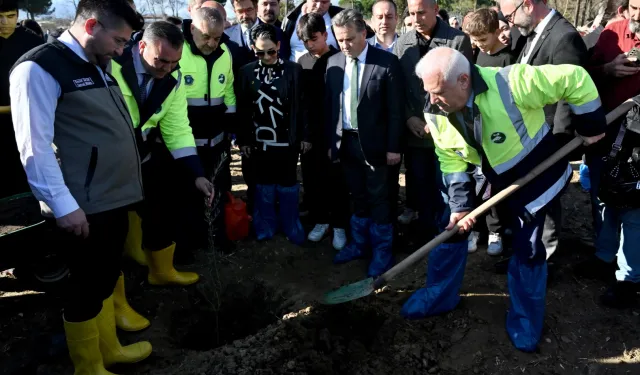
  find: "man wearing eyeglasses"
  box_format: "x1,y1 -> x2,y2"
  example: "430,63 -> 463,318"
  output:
181,7 -> 238,252
498,0 -> 587,266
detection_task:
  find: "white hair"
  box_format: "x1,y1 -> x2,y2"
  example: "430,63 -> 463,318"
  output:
415,47 -> 470,84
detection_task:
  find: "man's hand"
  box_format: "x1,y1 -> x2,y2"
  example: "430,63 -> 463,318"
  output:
241,145 -> 252,158
387,152 -> 401,165
580,132 -> 606,146
57,208 -> 89,238
407,116 -> 427,138
195,177 -> 215,207
604,54 -> 640,77
445,211 -> 476,234
301,142 -> 312,154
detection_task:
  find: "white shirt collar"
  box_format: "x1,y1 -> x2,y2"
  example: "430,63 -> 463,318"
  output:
533,8 -> 556,35
375,34 -> 398,50
58,30 -> 91,63
131,43 -> 147,75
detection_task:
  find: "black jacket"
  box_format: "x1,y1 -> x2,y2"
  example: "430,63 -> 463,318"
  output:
1,26 -> 44,106
517,11 -> 588,146
325,47 -> 404,166
236,60 -> 306,148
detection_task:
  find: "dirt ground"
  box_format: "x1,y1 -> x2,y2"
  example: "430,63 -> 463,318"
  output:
1,153 -> 640,375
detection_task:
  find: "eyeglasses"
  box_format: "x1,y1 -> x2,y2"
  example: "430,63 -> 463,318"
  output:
255,49 -> 277,57
96,20 -> 129,48
504,1 -> 524,24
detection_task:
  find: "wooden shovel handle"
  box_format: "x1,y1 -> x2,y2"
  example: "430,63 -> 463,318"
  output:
376,98 -> 636,287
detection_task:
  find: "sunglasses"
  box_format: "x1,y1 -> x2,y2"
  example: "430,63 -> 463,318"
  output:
255,49 -> 277,57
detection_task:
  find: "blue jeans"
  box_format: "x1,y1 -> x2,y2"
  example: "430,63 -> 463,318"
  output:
597,204 -> 640,282
585,154 -> 611,261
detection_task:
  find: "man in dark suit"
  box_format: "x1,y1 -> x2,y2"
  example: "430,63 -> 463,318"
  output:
499,0 -> 588,262
325,9 -> 404,277
394,0 -> 473,246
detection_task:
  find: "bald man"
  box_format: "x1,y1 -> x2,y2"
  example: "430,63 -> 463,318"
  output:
401,47 -> 606,352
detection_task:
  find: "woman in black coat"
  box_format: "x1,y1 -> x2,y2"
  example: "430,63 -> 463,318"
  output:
237,23 -> 307,244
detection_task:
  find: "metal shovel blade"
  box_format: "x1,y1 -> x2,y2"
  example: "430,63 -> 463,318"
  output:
322,277 -> 376,305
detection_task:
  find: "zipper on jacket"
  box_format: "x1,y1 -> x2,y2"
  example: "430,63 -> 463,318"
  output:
84,146 -> 98,202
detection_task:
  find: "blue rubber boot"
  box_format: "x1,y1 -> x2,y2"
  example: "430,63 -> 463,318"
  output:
253,184 -> 277,241
506,255 -> 547,352
334,215 -> 371,264
368,223 -> 394,277
276,184 -> 305,245
401,241 -> 468,318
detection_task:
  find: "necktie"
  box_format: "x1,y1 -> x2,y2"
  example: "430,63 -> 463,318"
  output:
140,74 -> 151,104
350,57 -> 359,130
523,31 -> 537,57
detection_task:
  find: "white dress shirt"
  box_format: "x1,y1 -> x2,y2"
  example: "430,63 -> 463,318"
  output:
289,12 -> 338,62
10,30 -> 110,218
132,44 -> 154,96
342,43 -> 368,130
520,9 -> 556,64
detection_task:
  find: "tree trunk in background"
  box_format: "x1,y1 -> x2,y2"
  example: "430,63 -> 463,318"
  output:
574,0 -> 582,25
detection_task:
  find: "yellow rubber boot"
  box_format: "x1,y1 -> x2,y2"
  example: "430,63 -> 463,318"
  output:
145,242 -> 200,286
113,273 -> 150,332
97,295 -> 152,368
123,211 -> 148,266
63,317 -> 117,375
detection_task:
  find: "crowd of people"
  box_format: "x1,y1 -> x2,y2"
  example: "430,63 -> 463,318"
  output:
1,0 -> 639,372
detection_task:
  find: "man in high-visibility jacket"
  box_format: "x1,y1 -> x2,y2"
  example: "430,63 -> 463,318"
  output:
110,21 -> 213,330
180,6 -> 237,251
402,47 -> 606,352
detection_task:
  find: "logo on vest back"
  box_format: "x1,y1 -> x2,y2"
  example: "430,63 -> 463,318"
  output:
218,74 -> 225,84
185,75 -> 194,85
491,132 -> 506,144
73,77 -> 95,88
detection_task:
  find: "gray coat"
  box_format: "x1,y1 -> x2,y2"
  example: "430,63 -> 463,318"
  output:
393,18 -> 473,148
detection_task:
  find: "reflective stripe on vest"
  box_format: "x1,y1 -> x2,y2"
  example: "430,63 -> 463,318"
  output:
525,163 -> 572,215
493,66 -> 550,175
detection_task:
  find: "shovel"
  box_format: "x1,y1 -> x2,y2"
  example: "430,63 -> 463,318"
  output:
323,99 -> 636,305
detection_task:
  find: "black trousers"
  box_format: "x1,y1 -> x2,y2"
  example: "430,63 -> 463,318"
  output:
138,157 -> 178,252
54,207 -> 129,322
253,145 -> 299,186
0,115 -> 30,199
341,132 -> 390,225
301,145 -> 350,228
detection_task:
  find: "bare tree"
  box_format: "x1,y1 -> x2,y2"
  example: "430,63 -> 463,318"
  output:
67,0 -> 78,12
167,0 -> 186,17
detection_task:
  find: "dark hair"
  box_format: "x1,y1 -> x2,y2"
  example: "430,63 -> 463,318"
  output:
21,19 -> 44,38
372,0 -> 397,15
164,16 -> 183,26
250,23 -> 277,45
332,9 -> 367,33
438,8 -> 449,21
0,0 -> 18,12
75,0 -> 145,31
296,13 -> 325,42
143,21 -> 185,49
605,0 -> 629,23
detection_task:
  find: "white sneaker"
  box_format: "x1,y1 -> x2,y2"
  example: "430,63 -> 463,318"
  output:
332,228 -> 347,251
468,231 -> 480,253
398,208 -> 417,225
308,224 -> 329,242
487,232 -> 503,256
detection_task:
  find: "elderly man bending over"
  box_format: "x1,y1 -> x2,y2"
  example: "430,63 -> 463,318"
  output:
401,47 -> 606,352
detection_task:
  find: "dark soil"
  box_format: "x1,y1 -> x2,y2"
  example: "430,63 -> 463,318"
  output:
0,194 -> 43,236
1,154 -> 640,375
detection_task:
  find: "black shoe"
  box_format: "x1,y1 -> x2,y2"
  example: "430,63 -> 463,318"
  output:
600,281 -> 639,309
574,255 -> 617,281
